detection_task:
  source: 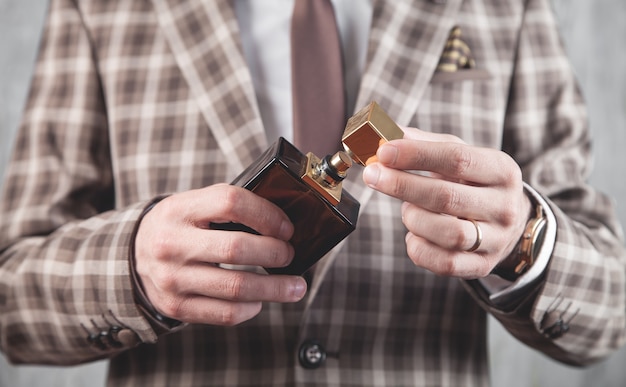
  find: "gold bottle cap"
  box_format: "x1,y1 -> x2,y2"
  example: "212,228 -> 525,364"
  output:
341,101 -> 404,166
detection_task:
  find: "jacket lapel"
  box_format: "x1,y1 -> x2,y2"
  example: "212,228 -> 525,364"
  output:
356,0 -> 464,126
150,0 -> 267,173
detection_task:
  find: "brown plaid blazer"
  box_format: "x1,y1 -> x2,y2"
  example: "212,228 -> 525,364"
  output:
1,0 -> 625,386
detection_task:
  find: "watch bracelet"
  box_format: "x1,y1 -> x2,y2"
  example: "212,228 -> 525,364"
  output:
492,190 -> 546,282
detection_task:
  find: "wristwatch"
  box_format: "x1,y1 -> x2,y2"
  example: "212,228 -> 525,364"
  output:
493,199 -> 547,282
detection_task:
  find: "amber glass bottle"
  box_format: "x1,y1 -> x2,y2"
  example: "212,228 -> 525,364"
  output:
217,138 -> 359,275
213,102 -> 403,276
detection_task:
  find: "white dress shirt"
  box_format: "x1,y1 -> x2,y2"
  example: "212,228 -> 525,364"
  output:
234,0 -> 372,143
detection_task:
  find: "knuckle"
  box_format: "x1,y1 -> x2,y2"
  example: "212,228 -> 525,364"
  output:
219,304 -> 240,326
495,152 -> 522,182
449,144 -> 473,177
389,176 -> 410,198
159,296 -> 184,319
221,186 -> 244,215
154,269 -> 178,294
502,161 -> 522,185
435,185 -> 462,214
499,204 -> 519,227
437,256 -> 458,277
450,223 -> 470,250
224,271 -> 247,301
155,196 -> 178,219
219,302 -> 260,326
500,196 -> 526,228
218,235 -> 243,264
151,235 -> 176,261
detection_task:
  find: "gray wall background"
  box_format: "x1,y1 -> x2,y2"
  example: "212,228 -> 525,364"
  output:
0,0 -> 624,386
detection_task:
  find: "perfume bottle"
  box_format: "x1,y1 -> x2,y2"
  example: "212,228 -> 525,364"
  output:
212,102 -> 403,276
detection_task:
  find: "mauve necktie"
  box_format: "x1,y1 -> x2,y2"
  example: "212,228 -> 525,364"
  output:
291,0 -> 346,157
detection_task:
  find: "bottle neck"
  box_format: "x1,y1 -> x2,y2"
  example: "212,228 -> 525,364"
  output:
301,150 -> 352,205
313,151 -> 352,188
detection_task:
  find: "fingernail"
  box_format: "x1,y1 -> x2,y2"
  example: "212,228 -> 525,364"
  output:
279,220 -> 294,240
293,278 -> 307,299
377,143 -> 398,165
363,164 -> 380,187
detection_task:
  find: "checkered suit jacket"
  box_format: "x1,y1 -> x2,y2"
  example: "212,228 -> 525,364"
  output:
1,0 -> 625,386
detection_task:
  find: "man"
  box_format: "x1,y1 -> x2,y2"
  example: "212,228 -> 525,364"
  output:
1,0 -> 624,386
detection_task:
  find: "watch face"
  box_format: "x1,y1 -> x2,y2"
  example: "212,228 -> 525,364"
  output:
531,217 -> 548,260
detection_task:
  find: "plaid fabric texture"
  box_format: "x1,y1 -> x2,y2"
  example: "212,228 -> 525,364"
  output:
1,0 -> 625,386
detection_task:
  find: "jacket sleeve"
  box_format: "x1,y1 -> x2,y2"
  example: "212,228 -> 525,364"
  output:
0,0 -> 160,365
464,0 -> 626,366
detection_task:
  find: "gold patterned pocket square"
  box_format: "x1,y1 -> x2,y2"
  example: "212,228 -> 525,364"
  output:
432,26 -> 491,83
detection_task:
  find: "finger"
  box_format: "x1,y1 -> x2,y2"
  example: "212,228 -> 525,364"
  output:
138,216 -> 295,269
404,232 -> 492,279
364,163 -> 502,220
167,265 -> 307,303
166,184 -> 294,241
141,266 -> 307,324
401,202 -> 488,252
188,228 -> 295,268
375,140 -> 520,187
161,295 -> 263,326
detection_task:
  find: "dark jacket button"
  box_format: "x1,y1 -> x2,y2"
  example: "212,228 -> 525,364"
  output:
114,328 -> 140,346
298,340 -> 327,369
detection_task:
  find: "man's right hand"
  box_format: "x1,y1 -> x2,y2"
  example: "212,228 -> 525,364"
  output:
134,184 -> 307,326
